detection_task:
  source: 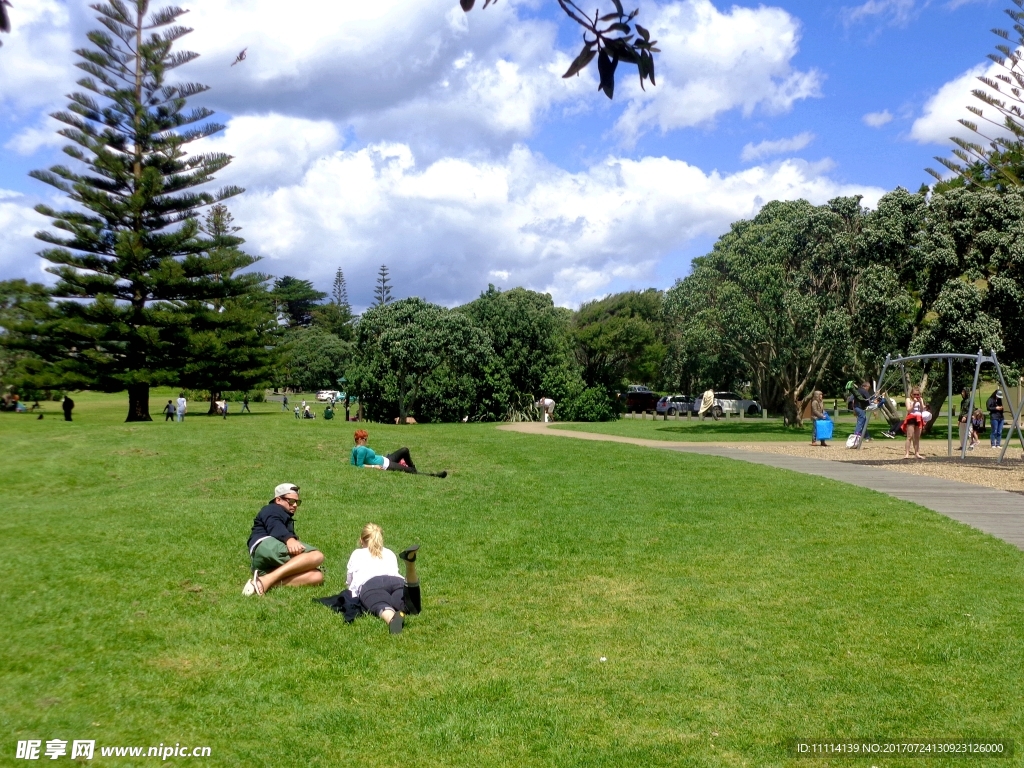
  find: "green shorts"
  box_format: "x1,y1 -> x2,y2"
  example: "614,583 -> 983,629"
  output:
250,538 -> 319,575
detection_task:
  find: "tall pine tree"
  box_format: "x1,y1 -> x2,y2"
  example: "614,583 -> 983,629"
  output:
332,267 -> 349,310
179,205 -> 278,413
25,0 -> 246,421
374,264 -> 393,307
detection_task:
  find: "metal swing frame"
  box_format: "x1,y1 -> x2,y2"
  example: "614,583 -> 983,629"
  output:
869,349 -> 1024,464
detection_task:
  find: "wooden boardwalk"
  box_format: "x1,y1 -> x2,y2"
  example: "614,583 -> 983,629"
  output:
499,423 -> 1024,550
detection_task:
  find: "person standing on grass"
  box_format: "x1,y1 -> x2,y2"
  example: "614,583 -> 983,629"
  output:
241,396 -> 251,414
343,523 -> 420,634
222,399 -> 229,419
163,400 -> 175,422
176,393 -> 187,422
62,394 -> 74,422
282,394 -> 289,412
987,390 -> 1005,449
243,483 -> 324,596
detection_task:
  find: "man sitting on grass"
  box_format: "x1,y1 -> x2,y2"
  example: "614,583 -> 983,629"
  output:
243,483 -> 324,596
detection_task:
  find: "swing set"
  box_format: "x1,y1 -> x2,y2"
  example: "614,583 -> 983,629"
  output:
871,349 -> 1024,464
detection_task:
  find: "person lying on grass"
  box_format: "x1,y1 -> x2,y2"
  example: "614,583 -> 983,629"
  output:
243,483 -> 324,596
350,429 -> 447,478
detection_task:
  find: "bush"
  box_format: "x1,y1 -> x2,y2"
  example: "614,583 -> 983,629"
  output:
558,386 -> 618,422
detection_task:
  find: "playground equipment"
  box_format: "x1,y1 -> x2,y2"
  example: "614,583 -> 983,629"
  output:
871,349 -> 1024,464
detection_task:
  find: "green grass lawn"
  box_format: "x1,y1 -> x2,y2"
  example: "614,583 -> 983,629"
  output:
4,390 -> 1024,766
553,413 -> 963,443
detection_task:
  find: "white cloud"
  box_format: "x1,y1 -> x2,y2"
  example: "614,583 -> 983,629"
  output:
193,119 -> 884,308
841,0 -> 918,27
4,118 -> 67,155
910,61 -> 1006,145
0,0 -> 76,114
0,199 -> 48,281
180,0 -> 590,156
862,110 -> 894,127
614,0 -> 822,142
740,132 -> 815,161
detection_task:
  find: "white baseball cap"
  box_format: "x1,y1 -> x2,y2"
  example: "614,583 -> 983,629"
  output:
274,482 -> 300,498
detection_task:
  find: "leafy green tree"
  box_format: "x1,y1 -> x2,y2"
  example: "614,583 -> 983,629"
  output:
272,276 -> 326,327
178,205 -> 279,413
572,289 -> 666,393
279,326 -> 352,393
460,285 -> 576,408
351,297 -> 494,423
0,280 -> 53,394
662,276 -> 746,394
671,199 -> 865,425
20,0 -> 243,421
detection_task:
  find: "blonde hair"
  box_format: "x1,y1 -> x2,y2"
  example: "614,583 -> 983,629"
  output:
359,523 -> 384,558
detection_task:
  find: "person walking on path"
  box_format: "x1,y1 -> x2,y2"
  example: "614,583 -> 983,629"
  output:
176,394 -> 187,422
809,390 -> 829,447
243,483 -> 324,596
281,394 -> 289,412
988,390 -> 1005,449
62,394 -> 74,422
241,396 -> 251,414
163,400 -> 175,422
698,389 -> 717,421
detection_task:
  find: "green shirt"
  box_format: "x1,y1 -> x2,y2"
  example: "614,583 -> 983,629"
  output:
351,445 -> 384,467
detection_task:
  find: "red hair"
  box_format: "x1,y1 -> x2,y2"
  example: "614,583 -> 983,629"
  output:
354,429 -> 369,442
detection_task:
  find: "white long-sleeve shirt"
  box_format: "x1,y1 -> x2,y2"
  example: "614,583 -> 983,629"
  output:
346,546 -> 400,597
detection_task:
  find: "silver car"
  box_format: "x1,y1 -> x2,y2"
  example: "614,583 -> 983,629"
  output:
693,391 -> 762,417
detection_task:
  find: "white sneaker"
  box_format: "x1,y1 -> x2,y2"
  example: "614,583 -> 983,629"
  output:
242,570 -> 263,596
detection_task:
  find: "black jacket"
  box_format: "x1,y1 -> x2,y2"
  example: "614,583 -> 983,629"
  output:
987,394 -> 1004,416
247,501 -> 296,551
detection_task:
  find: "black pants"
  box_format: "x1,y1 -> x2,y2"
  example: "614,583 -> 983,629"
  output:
385,447 -> 417,473
63,410 -> 72,422
165,412 -> 173,421
358,575 -> 422,616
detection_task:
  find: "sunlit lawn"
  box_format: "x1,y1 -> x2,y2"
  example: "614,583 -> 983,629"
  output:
3,390 -> 1024,766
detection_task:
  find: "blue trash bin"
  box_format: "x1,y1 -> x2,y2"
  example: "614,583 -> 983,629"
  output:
815,418 -> 834,441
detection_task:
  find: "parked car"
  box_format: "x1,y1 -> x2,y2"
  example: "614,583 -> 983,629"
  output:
316,390 -> 342,402
656,394 -> 692,416
692,391 -> 762,418
621,384 -> 660,412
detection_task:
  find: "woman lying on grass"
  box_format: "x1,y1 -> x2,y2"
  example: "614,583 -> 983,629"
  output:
350,429 -> 447,478
317,524 -> 421,634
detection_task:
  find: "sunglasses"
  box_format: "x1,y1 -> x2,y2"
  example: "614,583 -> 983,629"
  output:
281,497 -> 302,506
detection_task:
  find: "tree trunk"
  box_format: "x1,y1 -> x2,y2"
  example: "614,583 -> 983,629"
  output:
207,390 -> 221,415
126,383 -> 152,422
783,396 -> 798,427
924,390 -> 947,436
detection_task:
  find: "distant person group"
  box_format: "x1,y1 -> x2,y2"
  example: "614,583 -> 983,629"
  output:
243,483 -> 423,634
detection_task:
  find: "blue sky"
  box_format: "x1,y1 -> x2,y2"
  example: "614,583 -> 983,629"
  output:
0,0 -> 1006,309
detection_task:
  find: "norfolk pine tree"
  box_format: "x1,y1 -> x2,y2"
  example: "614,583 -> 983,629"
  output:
178,205 -> 279,414
26,0 -> 243,421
